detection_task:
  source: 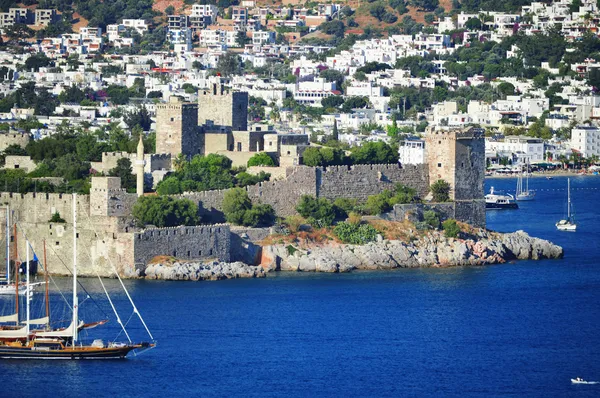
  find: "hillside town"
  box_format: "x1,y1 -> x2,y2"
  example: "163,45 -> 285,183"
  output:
0,0 -> 595,275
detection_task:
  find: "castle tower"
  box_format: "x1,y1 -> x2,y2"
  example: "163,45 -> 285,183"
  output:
156,96 -> 200,158
198,82 -> 248,131
136,135 -> 145,197
425,127 -> 486,227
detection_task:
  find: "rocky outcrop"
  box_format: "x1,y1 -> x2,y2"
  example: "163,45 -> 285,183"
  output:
144,261 -> 266,281
260,230 -> 563,273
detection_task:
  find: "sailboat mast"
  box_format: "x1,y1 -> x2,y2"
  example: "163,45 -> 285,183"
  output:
25,240 -> 30,341
6,206 -> 9,285
14,223 -> 18,320
44,240 -> 49,326
567,178 -> 571,219
72,193 -> 78,345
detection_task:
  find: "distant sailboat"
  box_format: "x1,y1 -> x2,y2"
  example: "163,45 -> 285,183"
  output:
556,178 -> 576,231
516,172 -> 535,201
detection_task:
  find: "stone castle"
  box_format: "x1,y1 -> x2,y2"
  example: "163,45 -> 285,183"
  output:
0,83 -> 485,277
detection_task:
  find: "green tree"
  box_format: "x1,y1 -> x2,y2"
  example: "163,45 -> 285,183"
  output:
370,3 -> 387,20
321,95 -> 344,109
222,188 -> 274,226
247,153 -> 275,167
296,195 -> 336,226
302,147 -> 325,167
223,187 -> 252,225
350,142 -> 397,164
156,176 -> 181,195
465,17 -> 482,30
124,106 -> 152,131
320,69 -> 345,91
236,30 -> 250,47
108,158 -> 136,192
132,196 -> 199,227
332,119 -> 339,141
430,179 -> 451,202
216,53 -> 242,77
497,82 -> 516,97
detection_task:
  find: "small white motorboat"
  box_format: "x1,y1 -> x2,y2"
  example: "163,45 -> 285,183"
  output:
571,377 -> 598,384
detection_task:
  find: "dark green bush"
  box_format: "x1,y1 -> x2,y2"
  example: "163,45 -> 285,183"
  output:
442,219 -> 461,238
423,210 -> 440,229
333,222 -> 378,244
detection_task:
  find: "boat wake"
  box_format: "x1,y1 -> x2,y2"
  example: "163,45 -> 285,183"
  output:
572,380 -> 599,385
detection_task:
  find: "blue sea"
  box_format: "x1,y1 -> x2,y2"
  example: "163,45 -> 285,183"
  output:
1,176 -> 599,397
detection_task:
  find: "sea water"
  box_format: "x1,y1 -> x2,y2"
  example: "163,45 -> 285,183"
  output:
0,176 -> 599,397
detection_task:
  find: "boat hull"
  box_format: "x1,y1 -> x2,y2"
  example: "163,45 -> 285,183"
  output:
516,194 -> 535,201
486,202 -> 519,210
0,344 -> 149,360
556,223 -> 576,231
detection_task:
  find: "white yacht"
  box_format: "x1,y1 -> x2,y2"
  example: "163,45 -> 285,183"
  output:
486,187 -> 519,210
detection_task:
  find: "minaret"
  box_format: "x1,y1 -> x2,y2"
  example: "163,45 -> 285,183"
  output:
136,135 -> 145,197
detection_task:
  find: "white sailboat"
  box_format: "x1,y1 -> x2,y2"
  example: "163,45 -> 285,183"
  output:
556,178 -> 576,231
516,172 -> 535,201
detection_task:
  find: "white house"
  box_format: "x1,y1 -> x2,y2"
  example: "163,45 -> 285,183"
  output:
571,125 -> 600,158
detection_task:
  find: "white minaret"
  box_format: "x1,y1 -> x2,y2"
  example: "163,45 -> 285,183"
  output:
136,135 -> 145,197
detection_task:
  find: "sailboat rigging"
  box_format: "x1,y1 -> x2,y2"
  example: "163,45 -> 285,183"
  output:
556,178 -> 576,231
516,168 -> 535,201
0,194 -> 155,359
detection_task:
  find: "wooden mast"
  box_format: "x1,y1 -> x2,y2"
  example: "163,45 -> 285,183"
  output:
13,222 -> 18,318
44,240 -> 49,328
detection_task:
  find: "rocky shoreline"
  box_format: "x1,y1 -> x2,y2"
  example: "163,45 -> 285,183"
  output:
143,230 -> 563,281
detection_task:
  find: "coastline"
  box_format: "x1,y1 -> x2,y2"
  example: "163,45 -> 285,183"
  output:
143,229 -> 564,281
486,171 -> 595,179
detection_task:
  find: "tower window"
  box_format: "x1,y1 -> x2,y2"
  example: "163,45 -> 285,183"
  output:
170,117 -> 174,122
438,163 -> 442,167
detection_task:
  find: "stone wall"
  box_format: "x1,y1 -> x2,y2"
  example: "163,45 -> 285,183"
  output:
145,153 -> 172,172
4,155 -> 37,172
454,199 -> 486,228
156,98 -> 200,158
229,226 -> 270,265
0,132 -> 30,151
453,130 -> 485,201
0,192 -> 136,277
318,163 -> 430,202
90,177 -> 137,218
133,224 -> 231,269
198,83 -> 248,131
246,166 -> 317,216
386,203 -> 457,223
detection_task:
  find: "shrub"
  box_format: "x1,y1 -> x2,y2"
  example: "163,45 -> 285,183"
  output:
415,221 -> 430,230
296,195 -> 335,226
132,196 -> 199,228
391,183 -> 418,204
365,191 -> 392,215
423,210 -> 440,229
347,212 -> 363,225
334,222 -> 378,245
442,219 -> 461,238
223,188 -> 274,227
333,197 -> 358,219
49,212 -> 65,223
430,179 -> 451,202
247,152 -> 275,167
284,215 -> 305,233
